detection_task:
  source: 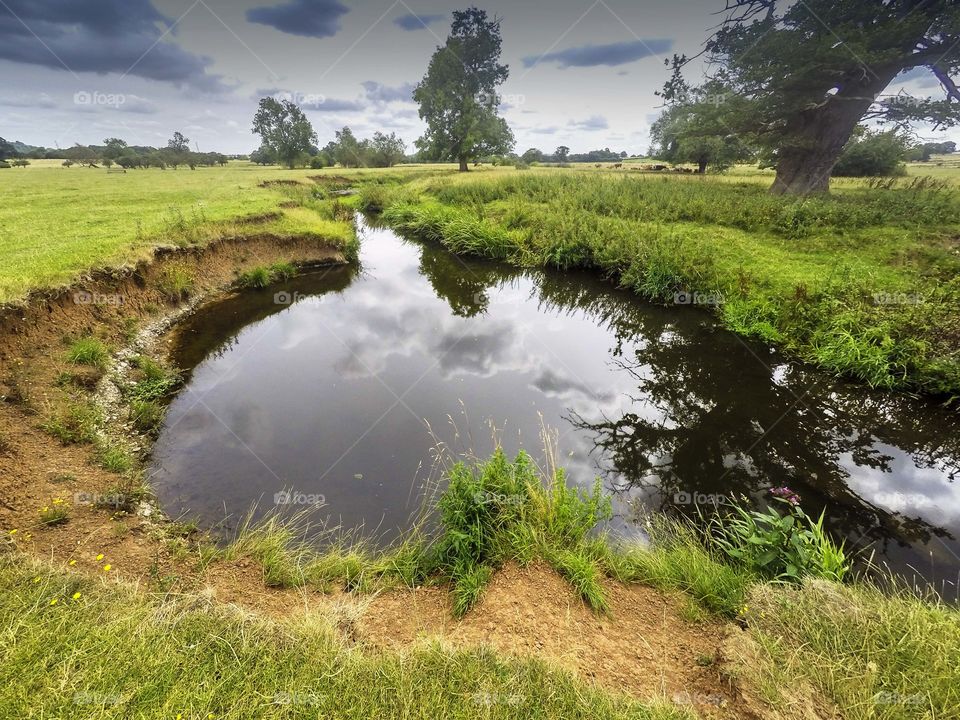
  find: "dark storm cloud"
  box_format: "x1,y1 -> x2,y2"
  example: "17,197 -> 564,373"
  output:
246,0 -> 349,38
0,0 -> 225,91
362,81 -> 416,103
394,12 -> 446,31
523,38 -> 673,69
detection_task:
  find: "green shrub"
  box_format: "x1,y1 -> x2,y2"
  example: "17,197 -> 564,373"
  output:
66,337 -> 109,369
126,356 -> 181,403
41,402 -> 101,445
430,449 -> 612,616
156,264 -> 194,301
130,399 -> 165,435
236,262 -> 297,289
709,488 -> 850,582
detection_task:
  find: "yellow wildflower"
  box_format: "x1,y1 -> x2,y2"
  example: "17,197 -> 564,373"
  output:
96,553 -> 104,561
68,560 -> 77,566
103,564 -> 112,572
32,576 -> 40,584
49,598 -> 58,606
72,592 -> 81,600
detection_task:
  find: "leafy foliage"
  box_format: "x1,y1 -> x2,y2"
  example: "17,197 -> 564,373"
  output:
414,9 -> 514,169
252,97 -> 318,169
709,489 -> 850,582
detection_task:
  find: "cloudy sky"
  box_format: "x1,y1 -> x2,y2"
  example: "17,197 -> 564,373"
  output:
0,0 -> 954,154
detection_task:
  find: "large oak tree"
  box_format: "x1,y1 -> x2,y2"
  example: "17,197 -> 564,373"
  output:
667,0 -> 960,195
414,8 -> 514,171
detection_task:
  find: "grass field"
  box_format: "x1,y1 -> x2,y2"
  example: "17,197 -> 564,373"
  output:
0,161 -> 441,304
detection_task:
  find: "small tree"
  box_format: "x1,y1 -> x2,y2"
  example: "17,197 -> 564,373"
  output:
252,97 -> 317,169
167,132 -> 190,153
650,84 -> 753,173
521,148 -> 544,164
414,8 -> 514,171
369,132 -> 406,167
249,144 -> 277,166
64,144 -> 99,167
333,127 -> 368,167
833,127 -> 909,177
554,146 -> 570,164
102,138 -> 128,160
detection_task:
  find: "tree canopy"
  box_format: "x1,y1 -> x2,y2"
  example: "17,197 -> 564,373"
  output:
649,80 -> 753,172
414,8 -> 514,171
252,97 -> 318,169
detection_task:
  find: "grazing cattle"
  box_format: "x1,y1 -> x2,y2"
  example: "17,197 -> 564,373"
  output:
595,163 -> 602,168
612,163 -> 623,169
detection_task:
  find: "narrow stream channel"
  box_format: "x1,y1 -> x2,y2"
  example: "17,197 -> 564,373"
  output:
150,215 -> 960,592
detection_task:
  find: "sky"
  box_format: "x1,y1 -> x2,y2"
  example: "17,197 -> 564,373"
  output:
0,0 -> 955,155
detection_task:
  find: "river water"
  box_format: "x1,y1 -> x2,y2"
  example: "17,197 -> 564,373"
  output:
149,216 -> 960,592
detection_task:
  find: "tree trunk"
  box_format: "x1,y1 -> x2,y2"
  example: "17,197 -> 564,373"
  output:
458,157 -> 469,172
697,158 -> 708,174
771,68 -> 901,196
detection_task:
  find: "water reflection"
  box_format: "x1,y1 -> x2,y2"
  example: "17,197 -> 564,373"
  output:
151,217 -> 960,589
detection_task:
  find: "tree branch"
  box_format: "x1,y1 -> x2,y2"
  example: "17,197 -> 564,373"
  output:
931,64 -> 960,101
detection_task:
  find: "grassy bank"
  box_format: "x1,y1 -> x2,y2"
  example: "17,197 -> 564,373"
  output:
0,556 -> 690,720
0,162 -> 450,304
221,450 -> 960,718
366,170 -> 960,397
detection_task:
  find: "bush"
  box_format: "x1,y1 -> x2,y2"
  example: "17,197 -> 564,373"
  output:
833,128 -> 908,177
709,487 -> 850,582
430,449 -> 612,616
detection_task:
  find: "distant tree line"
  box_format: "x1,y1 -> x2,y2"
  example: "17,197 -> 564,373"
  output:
0,133 -> 235,169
